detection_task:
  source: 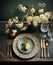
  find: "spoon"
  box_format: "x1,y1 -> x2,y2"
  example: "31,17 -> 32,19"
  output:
45,41 -> 50,58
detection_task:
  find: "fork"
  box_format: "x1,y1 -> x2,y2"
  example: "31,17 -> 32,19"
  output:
6,40 -> 12,58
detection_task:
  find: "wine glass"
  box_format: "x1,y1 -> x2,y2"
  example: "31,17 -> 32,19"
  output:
40,23 -> 49,38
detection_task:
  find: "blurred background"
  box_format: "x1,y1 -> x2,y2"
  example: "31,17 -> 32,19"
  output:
0,0 -> 53,21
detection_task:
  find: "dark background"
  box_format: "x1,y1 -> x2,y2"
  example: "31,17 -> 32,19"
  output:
0,0 -> 53,21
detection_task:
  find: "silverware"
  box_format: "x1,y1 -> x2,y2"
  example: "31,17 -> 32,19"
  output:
45,41 -> 50,58
6,40 -> 12,58
40,39 -> 44,58
6,44 -> 10,58
9,40 -> 13,58
43,39 -> 46,58
9,46 -> 12,58
40,39 -> 47,58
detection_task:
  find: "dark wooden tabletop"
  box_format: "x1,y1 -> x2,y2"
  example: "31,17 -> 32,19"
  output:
0,21 -> 53,62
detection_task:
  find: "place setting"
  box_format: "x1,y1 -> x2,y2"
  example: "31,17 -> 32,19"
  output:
0,1 -> 53,61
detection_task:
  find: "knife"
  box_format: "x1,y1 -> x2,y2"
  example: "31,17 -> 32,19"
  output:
40,38 -> 44,58
43,39 -> 46,58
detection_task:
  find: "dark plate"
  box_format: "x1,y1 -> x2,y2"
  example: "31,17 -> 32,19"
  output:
13,33 -> 40,59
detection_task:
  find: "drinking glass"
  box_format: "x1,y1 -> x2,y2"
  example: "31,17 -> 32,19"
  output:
47,22 -> 53,41
40,23 -> 49,38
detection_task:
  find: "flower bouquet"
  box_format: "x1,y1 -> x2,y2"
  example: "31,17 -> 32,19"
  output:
5,2 -> 53,33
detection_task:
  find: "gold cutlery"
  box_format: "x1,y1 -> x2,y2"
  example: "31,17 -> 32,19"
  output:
6,40 -> 12,58
9,40 -> 13,58
45,41 -> 50,58
6,45 -> 10,58
40,38 -> 44,58
40,38 -> 47,58
43,39 -> 46,58
9,47 -> 12,58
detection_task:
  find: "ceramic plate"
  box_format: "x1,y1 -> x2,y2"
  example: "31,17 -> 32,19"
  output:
12,33 -> 40,59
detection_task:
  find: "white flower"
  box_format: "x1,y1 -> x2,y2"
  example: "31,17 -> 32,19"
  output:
15,16 -> 18,20
5,29 -> 9,33
44,12 -> 51,19
32,21 -> 38,26
13,18 -> 18,23
16,22 -> 23,28
17,4 -> 23,11
9,19 -> 12,21
13,18 -> 16,22
12,30 -> 17,33
17,4 -> 27,12
33,16 -> 41,23
20,26 -> 27,31
50,15 -> 53,20
30,8 -> 35,13
26,16 -> 33,24
49,11 -> 53,20
39,14 -> 49,23
8,19 -> 13,26
14,20 -> 18,23
32,16 -> 39,26
22,6 -> 27,12
38,9 -> 44,14
38,2 -> 46,8
5,24 -> 9,28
